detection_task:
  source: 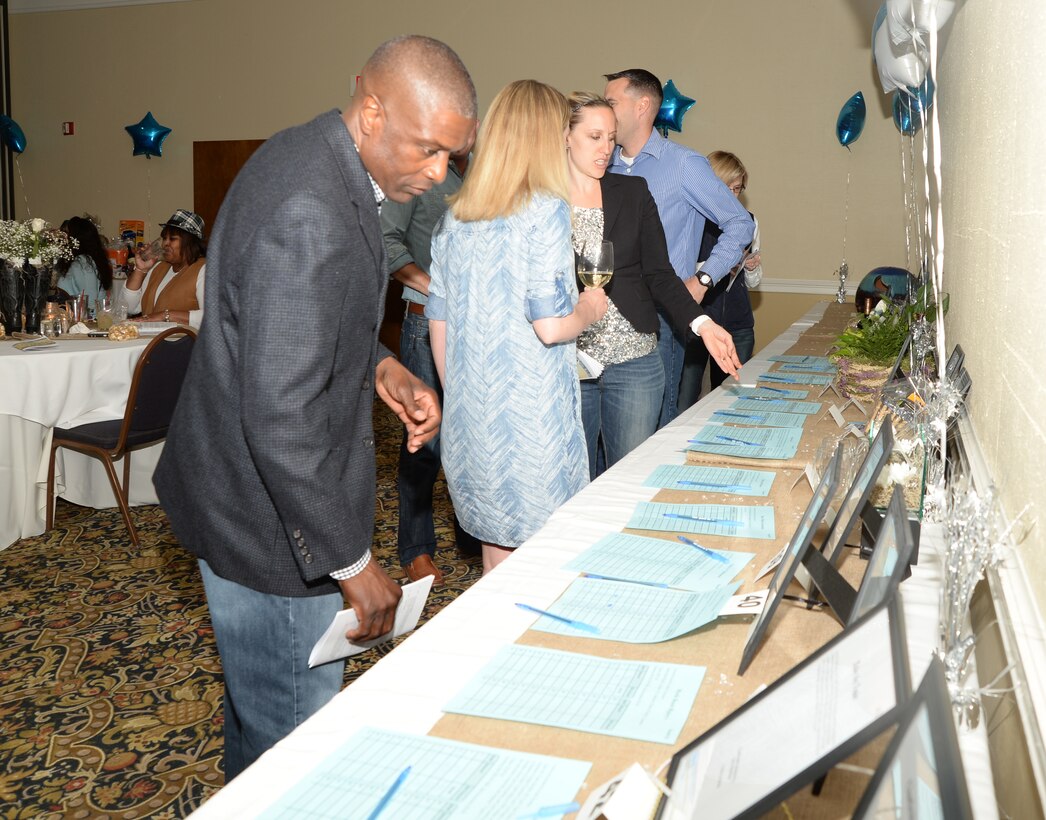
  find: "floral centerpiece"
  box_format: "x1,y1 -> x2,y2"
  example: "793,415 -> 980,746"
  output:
0,218 -> 78,334
828,283 -> 945,402
828,305 -> 908,402
0,217 -> 78,267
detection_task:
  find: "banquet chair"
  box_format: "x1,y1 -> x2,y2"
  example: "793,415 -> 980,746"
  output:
45,326 -> 197,547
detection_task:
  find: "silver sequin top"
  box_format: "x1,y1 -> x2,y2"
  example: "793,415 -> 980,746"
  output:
572,206 -> 657,366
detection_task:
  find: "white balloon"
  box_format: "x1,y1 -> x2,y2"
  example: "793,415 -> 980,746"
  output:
886,0 -> 958,46
874,11 -> 927,93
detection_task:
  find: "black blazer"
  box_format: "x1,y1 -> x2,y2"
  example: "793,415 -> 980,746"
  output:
592,173 -> 703,336
155,110 -> 392,597
697,211 -> 756,331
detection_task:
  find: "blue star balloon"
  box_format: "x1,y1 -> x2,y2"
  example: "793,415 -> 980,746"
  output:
0,115 -> 26,154
654,80 -> 696,135
125,111 -> 172,158
835,91 -> 867,147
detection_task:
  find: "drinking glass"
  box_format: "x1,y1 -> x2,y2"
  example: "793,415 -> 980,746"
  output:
576,240 -> 614,289
95,296 -> 114,331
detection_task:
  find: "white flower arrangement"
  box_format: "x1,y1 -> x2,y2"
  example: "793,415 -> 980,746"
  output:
0,218 -> 78,267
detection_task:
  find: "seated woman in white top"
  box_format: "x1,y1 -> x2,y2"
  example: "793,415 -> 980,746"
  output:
125,209 -> 207,329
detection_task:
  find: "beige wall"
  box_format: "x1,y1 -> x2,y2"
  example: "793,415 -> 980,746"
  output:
12,0 -> 906,296
12,2 -> 1042,596
941,3 -> 1046,589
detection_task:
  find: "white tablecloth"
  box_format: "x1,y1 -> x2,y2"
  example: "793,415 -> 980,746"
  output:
0,336 -> 162,549
190,303 -> 997,819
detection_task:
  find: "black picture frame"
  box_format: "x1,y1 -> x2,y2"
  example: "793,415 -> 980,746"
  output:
805,485 -> 915,626
888,331 -> 913,382
821,417 -> 895,567
945,343 -> 965,381
852,656 -> 974,820
737,445 -> 842,676
657,597 -> 912,820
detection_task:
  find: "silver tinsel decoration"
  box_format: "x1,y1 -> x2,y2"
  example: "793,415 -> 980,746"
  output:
937,479 -> 1027,726
902,372 -> 967,522
910,316 -> 935,378
835,261 -> 849,304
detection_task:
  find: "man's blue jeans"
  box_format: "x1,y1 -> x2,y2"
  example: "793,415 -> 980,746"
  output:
580,350 -> 664,480
397,309 -> 479,562
678,326 -> 756,410
199,560 -> 344,782
655,312 -> 686,428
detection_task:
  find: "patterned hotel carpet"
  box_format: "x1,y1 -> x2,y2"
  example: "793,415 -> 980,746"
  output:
0,405 -> 481,819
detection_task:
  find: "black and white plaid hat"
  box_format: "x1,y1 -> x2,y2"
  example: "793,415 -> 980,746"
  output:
160,209 -> 205,240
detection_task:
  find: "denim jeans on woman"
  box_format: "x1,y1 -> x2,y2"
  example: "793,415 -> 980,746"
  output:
580,349 -> 664,480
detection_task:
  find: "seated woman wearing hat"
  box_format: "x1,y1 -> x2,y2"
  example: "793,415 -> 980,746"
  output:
125,209 -> 207,329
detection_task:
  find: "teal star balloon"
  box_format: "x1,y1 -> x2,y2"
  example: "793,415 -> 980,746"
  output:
125,111 -> 172,158
654,80 -> 696,135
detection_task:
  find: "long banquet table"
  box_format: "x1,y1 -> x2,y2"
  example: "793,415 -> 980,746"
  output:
190,302 -> 997,819
0,335 -> 163,549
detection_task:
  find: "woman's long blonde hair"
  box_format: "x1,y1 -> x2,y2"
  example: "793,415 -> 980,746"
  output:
450,80 -> 570,222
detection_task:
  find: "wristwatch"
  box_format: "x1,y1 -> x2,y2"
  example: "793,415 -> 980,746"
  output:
696,271 -> 714,287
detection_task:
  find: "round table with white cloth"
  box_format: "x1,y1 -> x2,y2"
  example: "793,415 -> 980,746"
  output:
0,335 -> 162,549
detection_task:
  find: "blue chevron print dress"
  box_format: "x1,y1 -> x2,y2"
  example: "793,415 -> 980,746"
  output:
427,194 -> 589,547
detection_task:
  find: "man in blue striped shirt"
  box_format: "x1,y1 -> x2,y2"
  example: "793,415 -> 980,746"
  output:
605,69 -> 754,426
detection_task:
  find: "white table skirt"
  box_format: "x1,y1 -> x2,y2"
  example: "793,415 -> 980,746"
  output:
190,303 -> 997,819
1,336 -> 161,549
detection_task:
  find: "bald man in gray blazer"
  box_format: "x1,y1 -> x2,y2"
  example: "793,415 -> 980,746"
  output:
154,36 -> 476,780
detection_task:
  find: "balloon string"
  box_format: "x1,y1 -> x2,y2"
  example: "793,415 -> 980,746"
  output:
147,160 -> 152,229
842,163 -> 851,265
912,133 -> 924,279
900,137 -> 911,273
929,14 -> 945,374
15,156 -> 30,218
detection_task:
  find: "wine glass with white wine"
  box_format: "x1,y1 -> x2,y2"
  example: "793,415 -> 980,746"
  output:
577,240 -> 614,290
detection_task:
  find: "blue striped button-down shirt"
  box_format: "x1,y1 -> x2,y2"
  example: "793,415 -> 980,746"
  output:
609,130 -> 754,285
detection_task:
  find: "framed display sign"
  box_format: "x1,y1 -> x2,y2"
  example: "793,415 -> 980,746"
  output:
737,446 -> 842,675
658,597 -> 911,820
805,486 -> 916,626
853,657 -> 973,820
821,417 -> 895,566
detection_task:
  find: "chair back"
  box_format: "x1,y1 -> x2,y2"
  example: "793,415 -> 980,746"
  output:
115,326 -> 197,451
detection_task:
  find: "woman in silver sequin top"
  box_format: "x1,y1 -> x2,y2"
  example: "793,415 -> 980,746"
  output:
566,92 -> 739,478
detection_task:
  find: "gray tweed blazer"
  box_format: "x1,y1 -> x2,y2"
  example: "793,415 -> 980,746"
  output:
155,109 -> 392,597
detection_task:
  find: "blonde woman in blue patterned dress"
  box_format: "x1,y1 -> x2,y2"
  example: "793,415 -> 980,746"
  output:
428,80 -> 608,574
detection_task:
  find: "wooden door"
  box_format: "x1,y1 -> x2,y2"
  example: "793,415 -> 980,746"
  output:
193,139 -> 265,239
192,139 -> 403,356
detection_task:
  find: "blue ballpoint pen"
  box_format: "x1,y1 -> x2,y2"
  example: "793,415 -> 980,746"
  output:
582,573 -> 668,588
676,480 -> 752,492
366,765 -> 411,820
517,801 -> 582,819
714,411 -> 766,421
715,435 -> 760,447
676,534 -> 731,564
758,386 -> 790,394
515,602 -> 601,635
663,512 -> 743,526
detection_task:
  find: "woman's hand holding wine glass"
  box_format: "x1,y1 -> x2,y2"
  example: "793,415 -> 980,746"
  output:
576,239 -> 613,326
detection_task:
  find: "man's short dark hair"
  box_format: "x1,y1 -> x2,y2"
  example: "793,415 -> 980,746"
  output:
604,69 -> 663,105
369,35 -> 477,119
